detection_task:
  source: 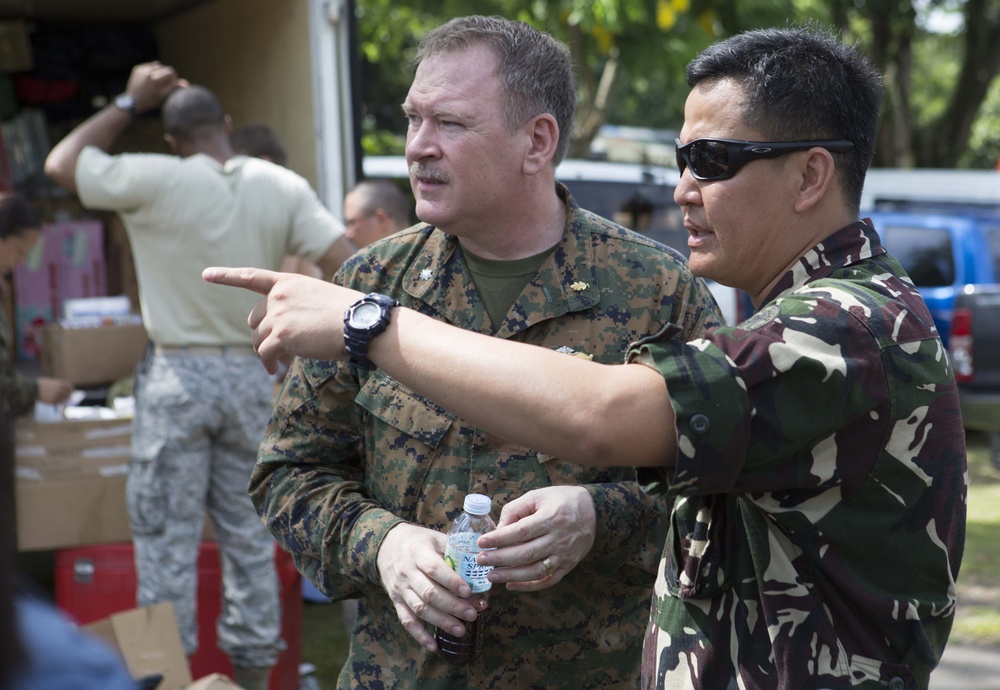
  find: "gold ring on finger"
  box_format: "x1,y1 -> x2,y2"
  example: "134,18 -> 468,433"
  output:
541,556 -> 554,577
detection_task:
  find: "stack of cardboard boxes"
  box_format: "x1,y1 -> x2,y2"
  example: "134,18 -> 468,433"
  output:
14,414 -> 265,690
14,416 -> 134,551
10,273 -> 272,690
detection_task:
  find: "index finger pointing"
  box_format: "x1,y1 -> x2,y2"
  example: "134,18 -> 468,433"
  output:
202,266 -> 281,295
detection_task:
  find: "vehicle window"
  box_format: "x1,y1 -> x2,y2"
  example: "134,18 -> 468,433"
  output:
881,225 -> 955,287
557,179 -> 688,256
983,221 -> 1000,280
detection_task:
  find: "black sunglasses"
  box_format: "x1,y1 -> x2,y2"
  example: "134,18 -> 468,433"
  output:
675,138 -> 855,181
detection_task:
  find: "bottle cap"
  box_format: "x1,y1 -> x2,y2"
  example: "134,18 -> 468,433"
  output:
463,493 -> 492,515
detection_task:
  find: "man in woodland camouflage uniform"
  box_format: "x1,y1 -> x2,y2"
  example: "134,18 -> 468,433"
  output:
246,15 -> 720,690
206,24 -> 966,690
625,28 -> 966,689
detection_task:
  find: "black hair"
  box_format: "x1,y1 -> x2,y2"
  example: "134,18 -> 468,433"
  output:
231,124 -> 288,167
161,85 -> 226,141
686,25 -> 884,212
0,193 -> 38,240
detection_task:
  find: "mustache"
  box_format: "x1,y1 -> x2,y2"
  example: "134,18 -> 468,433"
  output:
409,163 -> 449,184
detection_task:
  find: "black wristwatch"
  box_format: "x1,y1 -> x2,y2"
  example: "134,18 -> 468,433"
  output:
113,93 -> 137,116
344,293 -> 399,371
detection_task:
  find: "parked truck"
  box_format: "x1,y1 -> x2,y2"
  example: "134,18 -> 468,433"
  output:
866,210 -> 1000,345
948,284 -> 1000,467
859,170 -> 1000,442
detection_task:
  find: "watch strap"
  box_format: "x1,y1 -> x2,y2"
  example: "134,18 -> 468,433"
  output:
344,293 -> 399,371
114,93 -> 137,116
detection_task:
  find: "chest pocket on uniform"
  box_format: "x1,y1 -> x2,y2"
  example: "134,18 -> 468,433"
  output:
354,370 -> 455,518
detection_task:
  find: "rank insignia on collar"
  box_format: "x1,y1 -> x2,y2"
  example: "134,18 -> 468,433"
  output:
419,268 -> 433,281
555,345 -> 594,360
570,281 -> 589,291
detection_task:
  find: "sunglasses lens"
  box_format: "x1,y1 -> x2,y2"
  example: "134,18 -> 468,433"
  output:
688,140 -> 731,179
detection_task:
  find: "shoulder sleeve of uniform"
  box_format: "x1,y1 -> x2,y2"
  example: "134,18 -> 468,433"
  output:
634,292 -> 885,497
75,147 -> 168,212
251,357 -> 404,599
9,373 -> 38,417
0,323 -> 38,415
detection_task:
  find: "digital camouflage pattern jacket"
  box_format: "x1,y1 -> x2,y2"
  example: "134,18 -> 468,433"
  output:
252,184 -> 723,689
631,220 -> 967,690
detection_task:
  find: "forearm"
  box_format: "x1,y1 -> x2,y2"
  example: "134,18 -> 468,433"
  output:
371,309 -> 675,468
44,106 -> 132,193
200,267 -> 677,468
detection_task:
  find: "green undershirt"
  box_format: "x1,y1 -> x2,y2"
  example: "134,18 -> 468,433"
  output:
460,243 -> 558,330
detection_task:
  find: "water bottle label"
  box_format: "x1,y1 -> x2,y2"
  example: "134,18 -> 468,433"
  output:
445,533 -> 492,593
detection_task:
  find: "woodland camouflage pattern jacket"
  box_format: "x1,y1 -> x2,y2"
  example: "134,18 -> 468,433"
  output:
632,220 -> 967,690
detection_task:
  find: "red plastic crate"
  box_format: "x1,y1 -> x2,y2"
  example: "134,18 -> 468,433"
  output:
55,541 -> 302,690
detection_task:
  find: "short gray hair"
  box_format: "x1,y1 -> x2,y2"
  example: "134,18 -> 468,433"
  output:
413,15 -> 576,165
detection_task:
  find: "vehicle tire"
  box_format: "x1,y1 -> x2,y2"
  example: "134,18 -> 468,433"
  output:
990,431 -> 1000,472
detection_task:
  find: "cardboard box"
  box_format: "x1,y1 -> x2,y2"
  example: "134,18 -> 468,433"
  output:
84,603 -> 192,690
14,417 -> 133,551
39,321 -> 148,386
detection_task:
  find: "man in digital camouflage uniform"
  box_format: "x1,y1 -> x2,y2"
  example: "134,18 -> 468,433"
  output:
44,62 -> 354,690
244,15 -> 721,690
206,24 -> 967,690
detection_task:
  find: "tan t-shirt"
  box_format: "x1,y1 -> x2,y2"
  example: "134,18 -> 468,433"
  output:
75,147 -> 344,346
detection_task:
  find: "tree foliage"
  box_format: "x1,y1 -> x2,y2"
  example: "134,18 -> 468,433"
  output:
808,0 -> 1000,168
354,0 -> 1000,168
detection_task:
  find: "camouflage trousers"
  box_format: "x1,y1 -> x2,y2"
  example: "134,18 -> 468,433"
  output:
126,350 -> 285,667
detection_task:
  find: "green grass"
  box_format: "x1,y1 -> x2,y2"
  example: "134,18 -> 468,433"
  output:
301,432 -> 1000,683
952,607 -> 1000,646
300,600 -> 351,686
949,431 -> 1000,645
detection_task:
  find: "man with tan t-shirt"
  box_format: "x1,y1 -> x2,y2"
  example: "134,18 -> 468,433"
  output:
44,61 -> 354,690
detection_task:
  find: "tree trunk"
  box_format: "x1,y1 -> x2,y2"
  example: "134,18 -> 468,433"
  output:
926,0 -> 1000,167
572,47 -> 619,159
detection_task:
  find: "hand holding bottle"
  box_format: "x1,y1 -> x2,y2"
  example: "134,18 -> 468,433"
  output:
376,522 -> 477,653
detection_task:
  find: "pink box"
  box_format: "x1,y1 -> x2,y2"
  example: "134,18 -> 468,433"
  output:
13,220 -> 106,359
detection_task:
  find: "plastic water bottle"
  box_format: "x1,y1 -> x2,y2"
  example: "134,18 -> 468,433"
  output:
434,493 -> 496,665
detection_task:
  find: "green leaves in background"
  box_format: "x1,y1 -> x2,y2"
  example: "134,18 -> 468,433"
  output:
355,0 -> 1000,169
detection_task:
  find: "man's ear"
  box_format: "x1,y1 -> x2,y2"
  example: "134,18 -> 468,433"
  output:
164,132 -> 180,155
373,208 -> 394,234
794,148 -> 836,214
522,113 -> 560,175
223,114 -> 233,135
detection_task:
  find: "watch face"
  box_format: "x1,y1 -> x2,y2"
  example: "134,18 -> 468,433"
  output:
351,302 -> 382,328
115,94 -> 135,111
